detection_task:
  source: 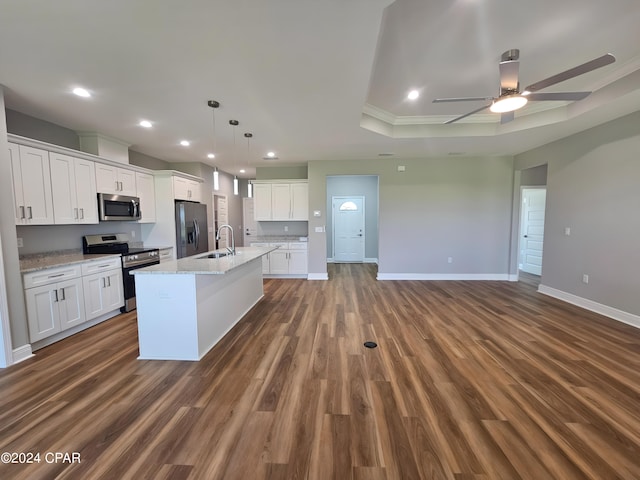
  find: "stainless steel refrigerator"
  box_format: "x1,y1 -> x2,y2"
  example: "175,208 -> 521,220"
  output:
175,201 -> 209,258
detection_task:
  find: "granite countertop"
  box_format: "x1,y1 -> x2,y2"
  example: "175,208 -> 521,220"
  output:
20,250 -> 122,273
247,236 -> 308,243
131,246 -> 276,275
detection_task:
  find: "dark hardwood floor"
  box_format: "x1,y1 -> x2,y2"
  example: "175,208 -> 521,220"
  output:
1,263 -> 640,479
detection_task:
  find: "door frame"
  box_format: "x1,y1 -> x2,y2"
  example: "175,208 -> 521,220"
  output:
212,193 -> 228,249
518,186 -> 546,275
331,195 -> 365,263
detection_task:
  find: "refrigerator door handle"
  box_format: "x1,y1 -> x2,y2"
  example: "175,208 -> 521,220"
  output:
194,219 -> 199,250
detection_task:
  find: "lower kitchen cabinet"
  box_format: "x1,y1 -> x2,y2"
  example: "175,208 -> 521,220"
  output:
82,269 -> 123,320
250,242 -> 308,276
24,276 -> 85,343
23,257 -> 124,344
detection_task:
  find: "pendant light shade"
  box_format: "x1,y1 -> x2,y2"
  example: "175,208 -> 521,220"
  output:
248,182 -> 253,198
233,176 -> 239,195
230,120 -> 239,196
208,100 -> 220,190
244,132 -> 253,198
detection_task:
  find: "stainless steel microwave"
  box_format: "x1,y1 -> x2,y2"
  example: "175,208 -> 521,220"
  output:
98,193 -> 141,221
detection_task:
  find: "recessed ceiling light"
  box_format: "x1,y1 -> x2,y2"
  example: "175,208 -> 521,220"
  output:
240,169 -> 246,173
73,87 -> 91,98
266,151 -> 276,158
407,89 -> 419,100
180,140 -> 190,147
139,120 -> 152,128
207,153 -> 215,159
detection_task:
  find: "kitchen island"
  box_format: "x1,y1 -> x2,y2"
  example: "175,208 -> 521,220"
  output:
132,246 -> 275,360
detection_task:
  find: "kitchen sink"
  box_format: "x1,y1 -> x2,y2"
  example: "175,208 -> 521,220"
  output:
200,252 -> 229,259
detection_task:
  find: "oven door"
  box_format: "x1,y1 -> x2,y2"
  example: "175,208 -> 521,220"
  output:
121,260 -> 160,312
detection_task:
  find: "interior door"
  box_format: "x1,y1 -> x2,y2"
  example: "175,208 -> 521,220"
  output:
332,196 -> 365,262
520,188 -> 546,275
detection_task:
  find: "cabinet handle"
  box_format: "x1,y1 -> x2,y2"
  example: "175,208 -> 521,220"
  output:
53,290 -> 58,302
27,206 -> 33,219
49,273 -> 65,278
80,208 -> 84,219
19,206 -> 25,219
59,288 -> 65,301
74,208 -> 78,219
102,277 -> 106,288
107,276 -> 111,287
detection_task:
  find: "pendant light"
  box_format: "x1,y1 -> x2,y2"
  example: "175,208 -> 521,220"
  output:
207,100 -> 220,191
244,132 -> 253,198
229,119 -> 239,195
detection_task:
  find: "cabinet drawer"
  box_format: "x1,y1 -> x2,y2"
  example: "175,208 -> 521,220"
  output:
269,242 -> 289,248
250,243 -> 269,247
288,242 -> 308,250
81,257 -> 122,275
24,264 -> 82,289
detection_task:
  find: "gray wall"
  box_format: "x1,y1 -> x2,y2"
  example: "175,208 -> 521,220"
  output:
1,91 -> 29,348
326,175 -> 378,260
5,109 -> 80,149
521,164 -> 547,186
515,111 -> 640,316
307,156 -> 515,276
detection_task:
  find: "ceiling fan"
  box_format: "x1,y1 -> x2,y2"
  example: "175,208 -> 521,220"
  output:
433,49 -> 616,124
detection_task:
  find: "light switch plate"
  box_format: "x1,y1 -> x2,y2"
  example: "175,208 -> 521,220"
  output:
314,226 -> 324,233
313,210 -> 321,217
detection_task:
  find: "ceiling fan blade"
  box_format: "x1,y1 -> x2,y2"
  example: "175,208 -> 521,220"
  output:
444,104 -> 491,124
500,112 -> 514,124
499,60 -> 519,91
525,91 -> 591,101
524,53 -> 615,93
433,96 -> 494,103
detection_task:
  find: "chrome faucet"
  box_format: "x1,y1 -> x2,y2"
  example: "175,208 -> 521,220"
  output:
216,224 -> 235,255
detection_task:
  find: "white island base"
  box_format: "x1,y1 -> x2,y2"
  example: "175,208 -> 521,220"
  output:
135,258 -> 264,360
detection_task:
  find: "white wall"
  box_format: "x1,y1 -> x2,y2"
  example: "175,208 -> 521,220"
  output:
515,111 -> 640,318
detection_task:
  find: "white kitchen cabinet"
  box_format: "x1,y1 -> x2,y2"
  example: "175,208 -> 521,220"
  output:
253,184 -> 273,220
268,249 -> 290,274
159,247 -> 174,262
136,172 -> 156,223
256,242 -> 308,275
253,181 -> 308,221
82,269 -> 123,320
9,143 -> 55,225
249,243 -> 270,273
95,163 -> 137,196
24,265 -> 85,342
49,152 -> 98,224
173,176 -> 201,202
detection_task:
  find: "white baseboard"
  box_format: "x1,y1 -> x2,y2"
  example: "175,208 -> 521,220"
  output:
327,258 -> 378,264
538,284 -> 640,329
307,273 -> 329,280
364,258 -> 378,264
376,273 -> 511,281
12,344 -> 34,364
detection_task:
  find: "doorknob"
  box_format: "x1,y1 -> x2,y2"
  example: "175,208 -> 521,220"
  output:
524,235 -> 528,238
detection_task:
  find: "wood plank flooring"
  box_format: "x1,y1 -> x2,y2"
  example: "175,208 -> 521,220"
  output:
1,263 -> 640,479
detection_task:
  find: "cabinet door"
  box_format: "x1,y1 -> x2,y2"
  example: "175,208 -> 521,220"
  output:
254,184 -> 272,220
117,169 -> 137,196
9,143 -> 26,223
25,285 -> 61,342
74,158 -> 98,223
271,184 -> 291,220
58,279 -> 86,331
269,250 -> 290,274
288,250 -> 308,274
95,163 -> 119,194
173,176 -> 189,200
290,183 -> 308,220
104,270 -> 124,311
17,145 -> 54,224
136,172 -> 156,223
50,153 -> 78,224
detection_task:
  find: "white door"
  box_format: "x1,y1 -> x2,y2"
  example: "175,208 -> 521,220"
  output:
332,196 -> 365,263
243,197 -> 257,243
519,188 -> 546,275
213,194 -> 228,249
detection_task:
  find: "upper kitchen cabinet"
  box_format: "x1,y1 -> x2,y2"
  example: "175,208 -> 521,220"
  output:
173,176 -> 201,202
135,172 -> 156,223
95,163 -> 137,196
9,143 -> 54,225
254,180 -> 308,221
49,152 -> 98,224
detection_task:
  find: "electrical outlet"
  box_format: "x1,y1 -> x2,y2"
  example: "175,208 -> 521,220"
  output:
565,227 -> 571,236
582,274 -> 589,284
447,257 -> 453,264
131,230 -> 136,238
284,226 -> 288,232
17,237 -> 23,248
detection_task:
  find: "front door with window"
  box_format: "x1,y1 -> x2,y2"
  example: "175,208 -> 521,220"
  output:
332,196 -> 364,262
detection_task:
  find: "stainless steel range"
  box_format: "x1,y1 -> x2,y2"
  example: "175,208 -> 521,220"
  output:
83,234 -> 159,312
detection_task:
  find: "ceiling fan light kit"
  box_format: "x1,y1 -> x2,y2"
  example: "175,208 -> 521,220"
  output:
434,50 -> 616,124
489,94 -> 528,113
